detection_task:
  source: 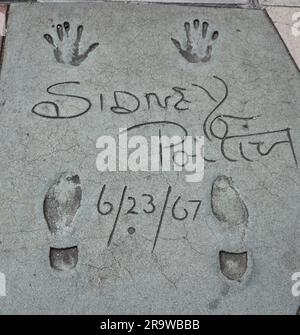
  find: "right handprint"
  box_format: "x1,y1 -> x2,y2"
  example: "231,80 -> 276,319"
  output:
171,20 -> 219,63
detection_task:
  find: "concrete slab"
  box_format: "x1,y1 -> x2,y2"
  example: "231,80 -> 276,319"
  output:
266,7 -> 300,70
37,0 -> 250,4
0,5 -> 7,70
260,0 -> 300,7
0,3 -> 300,315
0,5 -> 7,53
0,1 -> 36,3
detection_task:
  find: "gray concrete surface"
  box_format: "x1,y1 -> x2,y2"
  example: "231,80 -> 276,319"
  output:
0,2 -> 300,314
260,1 -> 300,7
266,6 -> 300,70
37,0 -> 250,4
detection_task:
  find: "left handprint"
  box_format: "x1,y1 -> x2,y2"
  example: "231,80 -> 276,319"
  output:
43,22 -> 99,66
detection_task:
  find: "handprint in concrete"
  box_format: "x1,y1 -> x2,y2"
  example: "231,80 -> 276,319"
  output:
171,20 -> 219,63
44,22 -> 99,66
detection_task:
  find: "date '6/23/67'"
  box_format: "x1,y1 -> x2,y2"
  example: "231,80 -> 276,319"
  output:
97,184 -> 202,252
